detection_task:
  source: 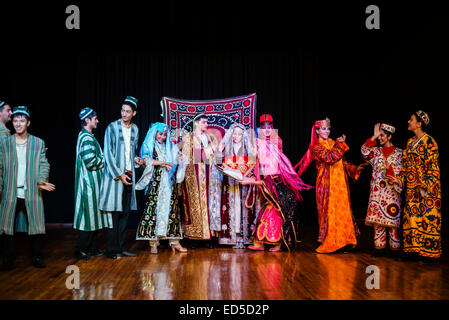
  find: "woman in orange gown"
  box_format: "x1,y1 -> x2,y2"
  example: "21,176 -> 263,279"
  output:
295,118 -> 365,253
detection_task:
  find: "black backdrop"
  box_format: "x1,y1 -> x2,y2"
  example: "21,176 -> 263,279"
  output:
1,1 -> 447,237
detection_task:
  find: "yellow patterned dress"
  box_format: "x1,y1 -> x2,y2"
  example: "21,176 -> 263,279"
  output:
400,134 -> 441,258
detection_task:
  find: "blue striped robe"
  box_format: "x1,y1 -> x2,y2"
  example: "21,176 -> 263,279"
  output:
0,134 -> 50,235
99,120 -> 139,212
74,129 -> 113,231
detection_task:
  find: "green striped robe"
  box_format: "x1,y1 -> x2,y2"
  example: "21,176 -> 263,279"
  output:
0,122 -> 10,139
0,134 -> 49,235
74,129 -> 112,231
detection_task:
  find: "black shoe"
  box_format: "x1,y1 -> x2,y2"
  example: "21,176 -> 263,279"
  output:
31,257 -> 46,268
342,245 -> 355,253
74,251 -> 91,260
121,251 -> 137,257
372,249 -> 387,257
190,241 -> 198,249
88,250 -> 105,257
106,253 -> 117,259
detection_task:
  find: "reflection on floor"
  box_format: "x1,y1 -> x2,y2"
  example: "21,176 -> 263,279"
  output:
0,223 -> 448,300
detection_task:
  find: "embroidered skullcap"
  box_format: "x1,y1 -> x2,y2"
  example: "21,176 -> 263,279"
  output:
12,106 -> 30,118
381,123 -> 395,134
416,110 -> 430,126
79,107 -> 96,121
124,96 -> 138,108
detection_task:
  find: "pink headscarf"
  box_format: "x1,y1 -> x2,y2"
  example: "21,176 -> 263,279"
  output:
255,137 -> 313,201
294,119 -> 328,177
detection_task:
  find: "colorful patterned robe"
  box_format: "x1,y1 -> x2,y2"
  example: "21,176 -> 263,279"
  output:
399,134 -> 441,258
312,138 -> 360,253
74,129 -> 112,231
135,144 -> 182,240
361,140 -> 403,228
0,134 -> 50,235
98,119 -> 139,212
177,132 -> 220,240
219,155 -> 256,246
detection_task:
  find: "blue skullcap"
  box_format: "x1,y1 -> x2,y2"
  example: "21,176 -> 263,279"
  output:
79,107 -> 96,121
124,96 -> 138,108
12,106 -> 30,118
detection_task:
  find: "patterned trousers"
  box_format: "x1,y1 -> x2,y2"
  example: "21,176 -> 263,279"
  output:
374,226 -> 400,250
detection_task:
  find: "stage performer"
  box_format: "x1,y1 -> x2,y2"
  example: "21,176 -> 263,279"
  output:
389,110 -> 441,260
361,123 -> 402,259
0,100 -> 12,139
0,106 -> 55,270
218,123 -> 256,248
73,107 -> 112,260
99,96 -> 141,259
295,118 -> 365,254
240,114 -> 312,252
176,114 -> 221,248
135,122 -> 186,254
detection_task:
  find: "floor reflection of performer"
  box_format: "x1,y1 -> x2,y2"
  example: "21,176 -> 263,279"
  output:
295,118 -> 365,253
313,253 -> 359,300
240,114 -> 312,252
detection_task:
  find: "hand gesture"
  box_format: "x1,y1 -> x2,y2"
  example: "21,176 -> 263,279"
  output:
119,174 -> 133,186
386,175 -> 400,185
164,161 -> 174,172
38,181 -> 56,192
134,157 -> 144,166
337,134 -> 346,143
239,177 -> 256,185
418,186 -> 428,198
356,162 -> 368,173
373,123 -> 381,138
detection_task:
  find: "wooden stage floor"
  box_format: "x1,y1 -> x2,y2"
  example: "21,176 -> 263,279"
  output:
1,223 -> 448,300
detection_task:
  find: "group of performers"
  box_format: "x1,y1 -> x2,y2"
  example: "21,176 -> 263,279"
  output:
0,96 -> 442,271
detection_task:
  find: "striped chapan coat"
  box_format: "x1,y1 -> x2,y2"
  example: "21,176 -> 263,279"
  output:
74,129 -> 113,231
99,120 -> 139,212
0,122 -> 10,139
0,134 -> 50,235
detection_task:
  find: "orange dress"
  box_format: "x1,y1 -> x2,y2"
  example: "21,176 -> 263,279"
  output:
312,139 -> 359,253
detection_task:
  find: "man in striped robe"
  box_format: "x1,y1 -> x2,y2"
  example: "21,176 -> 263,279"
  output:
74,107 -> 113,260
0,100 -> 10,261
99,96 -> 141,259
0,106 -> 55,271
0,100 -> 12,139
